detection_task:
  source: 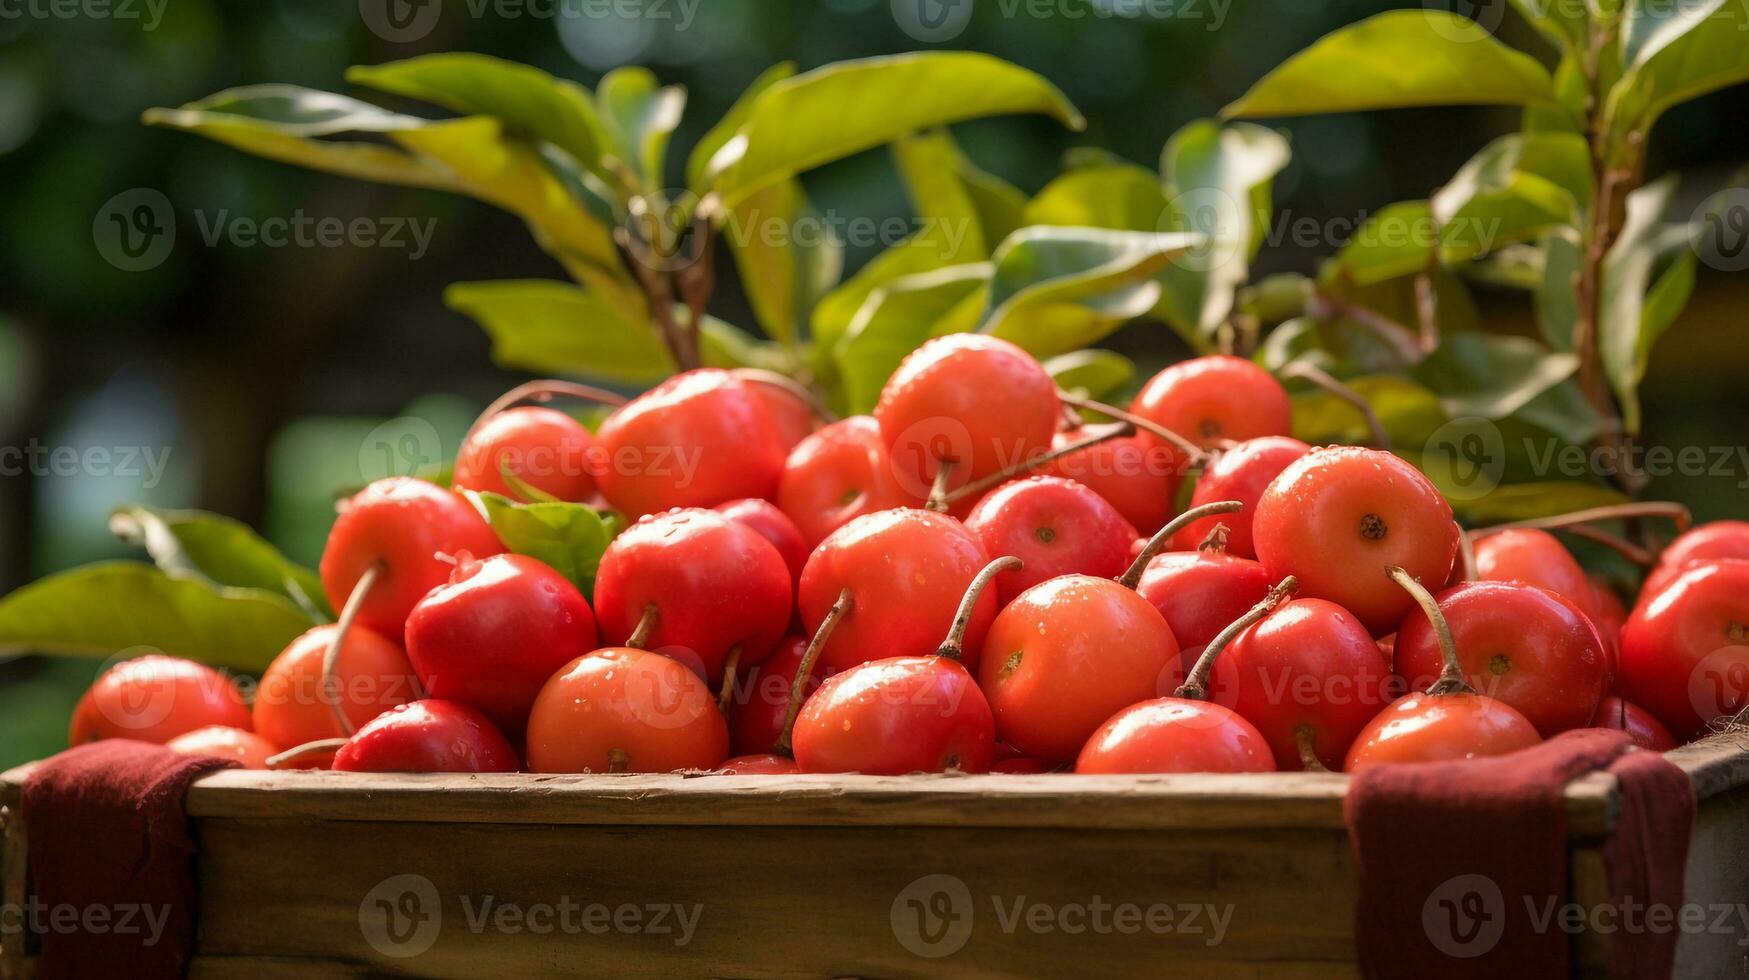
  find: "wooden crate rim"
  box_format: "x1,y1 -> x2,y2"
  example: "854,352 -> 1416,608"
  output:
3,733 -> 1745,837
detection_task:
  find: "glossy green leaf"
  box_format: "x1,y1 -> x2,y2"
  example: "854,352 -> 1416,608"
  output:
0,562 -> 316,673
109,506 -> 331,620
1432,133 -> 1590,228
445,280 -> 673,385
721,179 -> 844,350
808,236 -> 965,399
703,52 -> 1084,204
1412,333 -> 1583,423
1044,350 -> 1137,402
1606,1 -> 1749,139
1290,374 -> 1447,449
837,264 -> 991,414
1447,482 -> 1630,523
688,63 -> 795,188
1510,0 -> 1588,49
1222,11 -> 1562,119
697,314 -> 798,374
142,85 -> 454,190
1621,0 -> 1728,69
893,130 -> 991,261
957,158 -> 1028,247
1537,227 -> 1585,351
982,228 -> 1196,358
345,54 -> 611,178
1023,163 -> 1166,231
596,67 -> 686,187
469,493 -> 617,595
1333,201 -> 1437,286
1600,175 -> 1692,433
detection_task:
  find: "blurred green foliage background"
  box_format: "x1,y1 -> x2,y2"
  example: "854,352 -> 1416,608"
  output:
2,0 -> 1746,767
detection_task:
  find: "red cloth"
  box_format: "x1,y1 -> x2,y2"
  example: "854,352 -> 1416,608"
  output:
1346,729 -> 1694,979
21,740 -> 237,980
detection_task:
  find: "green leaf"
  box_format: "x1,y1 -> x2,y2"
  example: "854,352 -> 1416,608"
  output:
1222,11 -> 1562,118
142,85 -> 454,190
1621,0 -> 1728,69
1413,333 -> 1584,423
697,313 -> 799,374
1290,374 -> 1447,449
689,63 -> 795,188
1333,201 -> 1437,287
345,54 -> 611,178
0,562 -> 316,673
720,179 -> 844,350
1536,227 -> 1585,350
1159,120 -> 1291,334
596,66 -> 686,188
703,52 -> 1084,205
469,493 -> 617,595
893,130 -> 991,261
109,506 -> 331,620
1446,482 -> 1630,523
1605,1 -> 1749,139
1044,349 -> 1137,402
957,158 -> 1028,247
1431,134 -> 1590,262
982,227 -> 1197,358
1510,0 -> 1588,50
809,236 -> 963,398
1024,163 -> 1166,231
1600,175 -> 1693,433
445,280 -> 673,385
836,264 -> 991,414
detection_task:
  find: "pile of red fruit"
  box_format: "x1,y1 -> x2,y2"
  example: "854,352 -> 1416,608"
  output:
66,338 -> 1749,776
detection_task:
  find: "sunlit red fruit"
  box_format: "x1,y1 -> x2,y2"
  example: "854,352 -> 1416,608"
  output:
1042,429 -> 1182,535
319,477 -> 504,636
1130,355 -> 1292,451
1136,545 -> 1272,673
1253,447 -> 1459,635
69,655 -> 252,746
776,416 -> 921,548
717,753 -> 800,775
1590,696 -> 1678,751
1642,521 -> 1749,599
406,552 -> 599,735
595,369 -> 790,518
791,656 -> 995,774
253,623 -> 419,757
525,648 -> 729,773
1075,699 -> 1275,774
331,700 -> 520,774
1619,560 -> 1749,740
727,636 -> 835,757
964,476 -> 1137,604
798,508 -> 995,675
166,726 -> 279,770
1171,437 -> 1310,557
715,497 -> 809,583
1344,693 -> 1542,772
452,406 -> 597,502
875,334 -> 1060,498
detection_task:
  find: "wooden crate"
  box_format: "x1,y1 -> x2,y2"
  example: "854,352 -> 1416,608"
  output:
3,734 -> 1747,978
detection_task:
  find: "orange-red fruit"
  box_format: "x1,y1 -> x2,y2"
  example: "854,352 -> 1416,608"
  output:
1042,430 -> 1183,535
166,726 -> 279,770
1075,699 -> 1275,774
791,657 -> 995,775
717,753 -> 800,775
964,476 -> 1138,605
1171,437 -> 1311,557
525,649 -> 729,773
980,575 -> 1183,763
319,477 -> 504,637
1253,447 -> 1460,635
1344,693 -> 1542,772
875,334 -> 1059,498
253,624 -> 419,754
1590,696 -> 1678,751
777,416 -> 922,549
69,656 -> 252,746
595,369 -> 789,518
1130,355 -> 1292,450
1641,521 -> 1749,600
1619,560 -> 1749,740
452,406 -> 597,502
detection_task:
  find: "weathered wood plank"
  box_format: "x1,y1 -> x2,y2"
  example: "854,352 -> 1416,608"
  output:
194,818 -> 1361,978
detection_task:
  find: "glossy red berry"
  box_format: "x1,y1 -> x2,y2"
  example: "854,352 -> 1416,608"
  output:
964,476 -> 1137,604
1171,437 -> 1310,557
727,636 -> 836,757
1076,700 -> 1275,774
1253,447 -> 1459,634
1590,696 -> 1678,751
797,508 -> 994,675
1619,560 -> 1749,739
166,726 -> 279,770
525,648 -> 729,773
980,575 -> 1182,763
1642,521 -> 1749,599
595,369 -> 789,517
1042,429 -> 1182,535
69,655 -> 252,746
875,334 -> 1059,498
405,553 -> 599,735
593,509 -> 792,683
332,700 -> 520,773
1136,545 -> 1272,673
1344,693 -> 1542,771
718,753 -> 800,775
319,477 -> 504,637
791,656 -> 995,774
1131,355 -> 1291,450
715,498 -> 809,584
452,406 -> 597,502
253,623 -> 419,756
748,381 -> 819,453
776,416 -> 921,548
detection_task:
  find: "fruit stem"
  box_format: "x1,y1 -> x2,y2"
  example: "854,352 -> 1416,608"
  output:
774,587 -> 853,758
1276,362 -> 1391,449
498,459 -> 562,505
1176,575 -> 1297,701
625,603 -> 659,650
937,557 -> 1023,661
1386,566 -> 1473,697
1294,725 -> 1330,773
266,738 -> 349,769
1474,502 -> 1692,538
463,379 -> 630,453
1118,500 -> 1246,590
1560,524 -> 1657,566
322,562 -> 384,738
1197,523 -> 1231,554
730,369 -> 838,424
1456,530 -> 1478,583
940,423 -> 1130,505
1056,392 -> 1210,465
924,458 -> 958,513
717,646 -> 741,714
